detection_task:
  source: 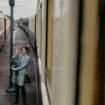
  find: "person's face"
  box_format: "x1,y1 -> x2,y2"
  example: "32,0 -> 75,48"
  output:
22,48 -> 27,55
15,50 -> 20,56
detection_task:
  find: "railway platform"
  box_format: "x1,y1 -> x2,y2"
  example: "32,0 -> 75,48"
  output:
0,27 -> 37,105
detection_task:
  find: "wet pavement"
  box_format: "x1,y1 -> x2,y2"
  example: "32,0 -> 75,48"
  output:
0,27 -> 37,105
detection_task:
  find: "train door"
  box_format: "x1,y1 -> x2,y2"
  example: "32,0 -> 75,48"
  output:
45,0 -> 53,84
77,0 -> 99,105
45,0 -> 53,103
98,0 -> 105,105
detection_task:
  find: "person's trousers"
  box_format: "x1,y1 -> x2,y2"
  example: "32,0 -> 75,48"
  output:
15,84 -> 26,102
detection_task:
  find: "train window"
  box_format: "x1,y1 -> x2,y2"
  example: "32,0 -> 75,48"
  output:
36,6 -> 42,59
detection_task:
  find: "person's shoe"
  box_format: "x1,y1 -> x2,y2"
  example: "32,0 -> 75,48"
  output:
11,101 -> 18,104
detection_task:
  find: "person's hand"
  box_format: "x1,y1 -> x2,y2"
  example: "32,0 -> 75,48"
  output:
12,67 -> 15,71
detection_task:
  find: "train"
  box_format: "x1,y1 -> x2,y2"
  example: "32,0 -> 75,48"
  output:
0,13 -> 10,51
18,0 -> 105,105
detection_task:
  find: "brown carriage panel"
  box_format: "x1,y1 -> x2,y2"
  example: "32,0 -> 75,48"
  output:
4,18 -> 6,41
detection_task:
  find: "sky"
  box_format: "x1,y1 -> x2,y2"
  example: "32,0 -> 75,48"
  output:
0,0 -> 38,19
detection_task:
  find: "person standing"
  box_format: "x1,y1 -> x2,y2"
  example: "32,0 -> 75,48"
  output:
11,46 -> 30,105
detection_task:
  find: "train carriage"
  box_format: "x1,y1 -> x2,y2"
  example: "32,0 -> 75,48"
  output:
0,13 -> 10,50
29,15 -> 36,47
26,0 -> 105,105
